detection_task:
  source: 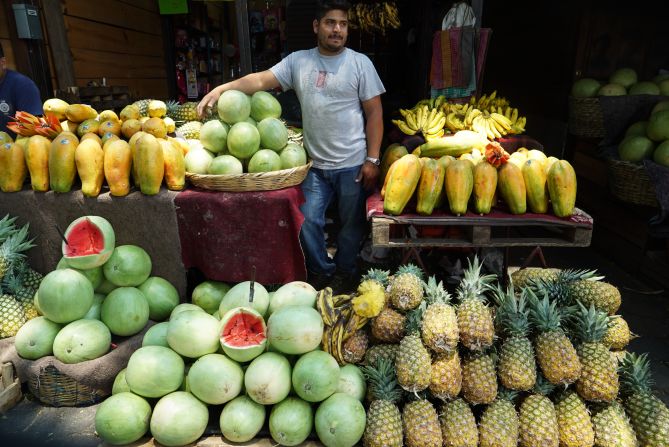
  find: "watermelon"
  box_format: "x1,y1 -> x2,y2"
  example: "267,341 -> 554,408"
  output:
138,276 -> 179,321
571,78 -> 601,98
257,118 -> 288,151
95,392 -> 152,445
142,321 -> 170,347
227,122 -> 261,160
250,91 -> 282,121
208,154 -> 244,175
199,120 -> 229,153
220,307 -> 267,362
102,245 -> 152,287
248,149 -> 282,173
61,216 -> 115,269
101,287 -> 150,336
629,81 -> 660,96
125,346 -> 185,398
112,368 -> 131,395
167,309 -> 220,358
184,148 -> 214,174
218,90 -> 251,124
150,391 -> 209,447
38,269 -> 94,323
192,280 -> 231,314
609,68 -> 638,88
52,319 -> 112,364
187,353 -> 244,404
56,257 -> 103,290
14,316 -> 62,360
219,395 -> 266,443
280,143 -> 308,169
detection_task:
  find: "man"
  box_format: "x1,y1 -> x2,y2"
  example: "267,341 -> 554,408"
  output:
0,42 -> 43,137
198,0 -> 385,292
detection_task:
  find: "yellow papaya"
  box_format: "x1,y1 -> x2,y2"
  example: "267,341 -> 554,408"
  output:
160,139 -> 186,191
380,144 -> 408,185
104,140 -> 132,197
76,119 -> 100,137
497,162 -> 527,214
80,132 -> 102,146
414,130 -> 488,158
75,139 -> 105,197
544,156 -> 559,175
135,133 -> 164,195
416,158 -> 445,216
547,160 -> 577,217
65,104 -> 98,123
522,159 -> 549,214
128,131 -> 147,187
383,154 -> 422,215
381,158 -> 398,199
472,161 -> 498,215
14,136 -> 29,154
42,98 -> 69,121
49,132 -> 79,192
25,135 -> 51,192
0,142 -> 27,192
444,159 -> 474,216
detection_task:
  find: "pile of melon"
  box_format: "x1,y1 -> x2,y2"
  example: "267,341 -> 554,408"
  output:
13,216 -> 179,363
572,68 -> 669,98
185,90 -> 308,175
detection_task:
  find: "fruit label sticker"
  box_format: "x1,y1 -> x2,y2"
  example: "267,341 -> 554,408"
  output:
61,138 -> 69,144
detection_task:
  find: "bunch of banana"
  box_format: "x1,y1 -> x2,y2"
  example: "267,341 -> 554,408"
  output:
488,105 -> 526,134
349,2 -> 401,35
469,90 -> 510,110
466,109 -> 514,140
317,287 -> 368,364
392,104 -> 446,140
413,94 -> 447,110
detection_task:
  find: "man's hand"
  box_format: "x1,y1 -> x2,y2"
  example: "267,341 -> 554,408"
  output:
356,161 -> 380,191
197,88 -> 221,119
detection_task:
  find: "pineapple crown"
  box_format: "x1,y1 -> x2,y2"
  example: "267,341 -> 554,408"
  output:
360,358 -> 403,404
566,301 -> 610,344
532,373 -> 556,396
496,386 -> 519,402
494,284 -> 531,338
1,265 -> 24,295
526,288 -> 564,333
404,306 -> 424,336
395,263 -> 425,282
620,352 -> 654,396
361,267 -> 391,288
0,224 -> 35,263
0,214 -> 18,244
423,275 -> 452,305
527,268 -> 602,307
455,255 -> 496,303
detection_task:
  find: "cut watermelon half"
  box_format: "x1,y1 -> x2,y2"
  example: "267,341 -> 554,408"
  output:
220,307 -> 267,362
62,216 -> 115,269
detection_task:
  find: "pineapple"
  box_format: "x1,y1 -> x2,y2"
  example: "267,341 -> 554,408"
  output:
429,350 -> 461,400
420,276 -> 458,353
360,358 -> 403,447
21,266 -> 42,290
528,289 -> 582,385
619,352 -> 669,446
494,285 -> 536,391
3,267 -> 39,320
342,330 -> 368,364
361,268 -> 390,288
554,389 -> 595,447
371,307 -> 405,343
177,102 -> 200,122
132,98 -> 152,117
440,398 -> 478,447
0,214 -> 18,244
395,308 -> 431,393
571,302 -> 619,402
519,375 -> 559,447
352,280 -> 386,318
402,398 -> 442,447
456,256 -> 496,350
510,266 -> 560,288
388,263 -> 424,311
0,224 -> 35,282
602,315 -> 632,350
148,100 -> 167,118
479,388 -> 520,447
589,400 -> 638,447
461,350 -> 498,405
364,344 -> 398,366
568,280 -> 621,316
610,349 -> 629,365
0,290 -> 27,338
176,121 -> 203,139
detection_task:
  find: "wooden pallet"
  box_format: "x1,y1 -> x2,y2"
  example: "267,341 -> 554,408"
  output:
0,362 -> 22,413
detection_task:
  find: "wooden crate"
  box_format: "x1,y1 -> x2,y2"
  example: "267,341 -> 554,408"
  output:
0,362 -> 22,413
56,85 -> 131,112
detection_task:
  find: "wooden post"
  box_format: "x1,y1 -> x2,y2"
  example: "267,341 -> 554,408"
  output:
41,0 -> 75,89
235,0 -> 252,75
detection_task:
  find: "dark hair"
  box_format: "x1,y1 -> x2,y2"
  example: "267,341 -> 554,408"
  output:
315,0 -> 350,20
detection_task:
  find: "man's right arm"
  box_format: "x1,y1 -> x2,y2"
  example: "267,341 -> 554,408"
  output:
197,70 -> 281,117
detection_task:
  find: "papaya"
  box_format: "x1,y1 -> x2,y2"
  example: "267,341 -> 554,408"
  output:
98,110 -> 120,124
80,132 -> 102,145
0,142 -> 27,192
544,156 -> 559,175
60,120 -> 79,134
14,136 -> 29,154
380,143 -> 408,186
437,155 -> 455,171
160,139 -> 186,191
416,158 -> 445,216
25,135 -> 51,192
135,133 -> 164,195
0,131 -> 13,145
102,134 -> 120,152
65,104 -> 98,123
128,131 -> 147,187
472,161 -> 498,215
382,154 -> 422,215
76,119 -> 100,137
444,159 -> 473,216
522,159 -> 549,214
547,160 -> 577,217
104,140 -> 132,197
497,162 -> 527,214
42,98 -> 70,121
75,139 -> 105,197
414,130 -> 488,158
98,120 -> 122,137
119,104 -> 141,122
49,132 -> 79,192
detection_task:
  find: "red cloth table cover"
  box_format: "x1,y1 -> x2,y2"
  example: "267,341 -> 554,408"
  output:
175,186 -> 307,284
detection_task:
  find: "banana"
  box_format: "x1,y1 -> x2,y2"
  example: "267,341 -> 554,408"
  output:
398,108 -> 410,118
490,115 -> 507,136
405,112 -> 418,131
423,108 -> 437,132
445,112 -> 460,132
490,112 -> 512,132
504,106 -> 512,120
465,108 -> 482,127
510,108 -> 519,124
424,128 -> 445,140
393,120 -> 416,135
487,117 -> 502,139
317,288 -> 335,326
427,114 -> 446,135
429,110 -> 444,129
434,95 -> 446,109
414,106 -> 424,129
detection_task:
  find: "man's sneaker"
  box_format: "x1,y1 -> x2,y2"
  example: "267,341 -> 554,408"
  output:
307,271 -> 333,291
329,271 -> 359,295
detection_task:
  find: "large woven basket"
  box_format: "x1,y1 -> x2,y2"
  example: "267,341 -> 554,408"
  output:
28,365 -> 107,407
607,158 -> 658,207
187,161 -> 312,192
568,96 -> 605,138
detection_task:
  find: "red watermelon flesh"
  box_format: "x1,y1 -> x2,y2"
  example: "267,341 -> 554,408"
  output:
65,218 -> 105,257
222,312 -> 266,347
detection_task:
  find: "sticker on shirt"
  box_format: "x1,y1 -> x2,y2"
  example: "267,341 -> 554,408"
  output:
316,71 -> 328,88
0,101 -> 11,115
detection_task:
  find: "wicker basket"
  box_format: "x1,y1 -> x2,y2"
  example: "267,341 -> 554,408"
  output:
606,158 -> 658,207
28,365 -> 108,407
568,96 -> 605,138
187,160 -> 312,192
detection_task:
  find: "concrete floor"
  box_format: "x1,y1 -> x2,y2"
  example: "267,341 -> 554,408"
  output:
1,245 -> 667,447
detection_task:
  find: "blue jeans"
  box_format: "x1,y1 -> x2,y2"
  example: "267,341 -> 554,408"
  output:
300,166 -> 367,276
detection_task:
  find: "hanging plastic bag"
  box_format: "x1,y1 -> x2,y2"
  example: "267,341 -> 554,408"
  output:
442,2 -> 476,30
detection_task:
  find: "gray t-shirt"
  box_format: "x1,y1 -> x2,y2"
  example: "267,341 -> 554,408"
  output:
270,48 -> 385,169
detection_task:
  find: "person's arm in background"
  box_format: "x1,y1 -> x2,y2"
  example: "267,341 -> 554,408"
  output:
357,95 -> 383,190
15,76 -> 43,116
197,70 -> 280,117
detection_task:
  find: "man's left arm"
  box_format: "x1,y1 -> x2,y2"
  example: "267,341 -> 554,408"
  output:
358,95 -> 383,190
16,77 -> 43,116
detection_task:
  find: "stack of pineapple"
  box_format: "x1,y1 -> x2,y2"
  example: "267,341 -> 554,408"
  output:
0,214 -> 41,338
344,258 -> 669,447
